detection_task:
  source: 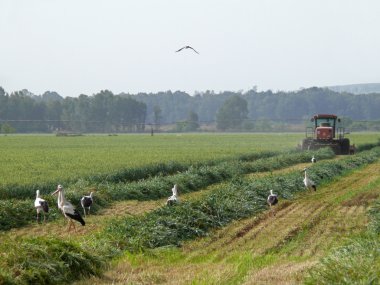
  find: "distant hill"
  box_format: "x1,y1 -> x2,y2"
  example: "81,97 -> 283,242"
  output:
326,83 -> 380,94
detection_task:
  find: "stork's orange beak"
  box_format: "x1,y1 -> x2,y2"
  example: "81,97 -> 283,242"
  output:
51,188 -> 60,195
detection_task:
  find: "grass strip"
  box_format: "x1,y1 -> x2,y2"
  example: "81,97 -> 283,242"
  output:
1,147 -> 379,284
305,183 -> 380,284
103,147 -> 380,252
0,151 -> 279,200
0,149 -> 332,231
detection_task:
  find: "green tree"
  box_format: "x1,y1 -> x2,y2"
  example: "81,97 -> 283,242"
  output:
0,87 -> 8,119
216,95 -> 248,131
186,111 -> 199,131
176,111 -> 200,132
153,105 -> 162,131
1,123 -> 16,135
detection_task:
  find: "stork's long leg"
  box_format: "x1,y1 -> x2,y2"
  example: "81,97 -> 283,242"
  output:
69,219 -> 76,232
270,204 -> 274,216
64,214 -> 73,231
71,220 -> 77,232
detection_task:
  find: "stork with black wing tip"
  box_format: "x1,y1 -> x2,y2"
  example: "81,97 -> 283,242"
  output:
267,189 -> 278,216
267,190 -> 278,207
51,185 -> 85,231
303,168 -> 316,191
81,191 -> 94,217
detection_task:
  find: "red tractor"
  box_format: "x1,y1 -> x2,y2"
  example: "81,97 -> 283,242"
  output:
300,114 -> 351,155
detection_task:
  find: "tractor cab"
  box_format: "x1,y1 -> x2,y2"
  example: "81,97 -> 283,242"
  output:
311,114 -> 339,140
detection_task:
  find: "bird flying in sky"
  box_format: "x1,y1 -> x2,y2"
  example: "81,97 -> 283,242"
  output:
175,45 -> 199,54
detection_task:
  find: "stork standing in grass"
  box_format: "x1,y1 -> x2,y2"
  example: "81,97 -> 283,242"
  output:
55,185 -> 63,213
267,190 -> 278,207
303,168 -> 316,191
81,192 -> 94,217
166,184 -> 179,206
34,190 -> 49,222
267,189 -> 278,216
311,155 -> 316,163
51,185 -> 85,231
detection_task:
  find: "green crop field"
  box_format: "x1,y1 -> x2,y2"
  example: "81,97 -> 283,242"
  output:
0,132 -> 380,284
0,133 -> 300,188
0,132 -> 378,188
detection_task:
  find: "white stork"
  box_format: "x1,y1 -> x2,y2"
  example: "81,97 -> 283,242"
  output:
175,45 -> 199,54
51,185 -> 85,231
166,184 -> 180,206
55,184 -> 63,213
267,189 -> 278,216
80,192 -> 94,217
311,155 -> 316,163
303,168 -> 316,191
267,190 -> 278,207
34,190 -> 49,222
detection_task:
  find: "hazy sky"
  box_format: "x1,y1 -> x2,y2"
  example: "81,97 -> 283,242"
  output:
1,0 -> 380,97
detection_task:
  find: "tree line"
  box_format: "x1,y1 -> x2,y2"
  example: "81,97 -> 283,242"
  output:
0,86 -> 380,133
0,88 -> 146,133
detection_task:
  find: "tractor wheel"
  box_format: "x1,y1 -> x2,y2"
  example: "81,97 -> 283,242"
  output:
331,144 -> 341,155
340,138 -> 350,155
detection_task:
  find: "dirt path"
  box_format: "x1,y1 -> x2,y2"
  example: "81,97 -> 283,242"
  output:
80,161 -> 380,285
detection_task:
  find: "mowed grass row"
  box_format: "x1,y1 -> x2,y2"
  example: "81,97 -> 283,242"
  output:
1,147 -> 380,284
5,138 -> 380,234
0,133 -> 299,200
103,147 -> 380,251
0,148 -> 334,231
85,160 -> 380,285
305,191 -> 380,284
0,134 -> 299,199
0,150 -> 280,200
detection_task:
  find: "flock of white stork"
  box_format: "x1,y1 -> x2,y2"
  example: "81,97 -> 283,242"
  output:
267,155 -> 317,209
34,183 -> 180,231
34,156 -> 317,231
34,185 -> 94,231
